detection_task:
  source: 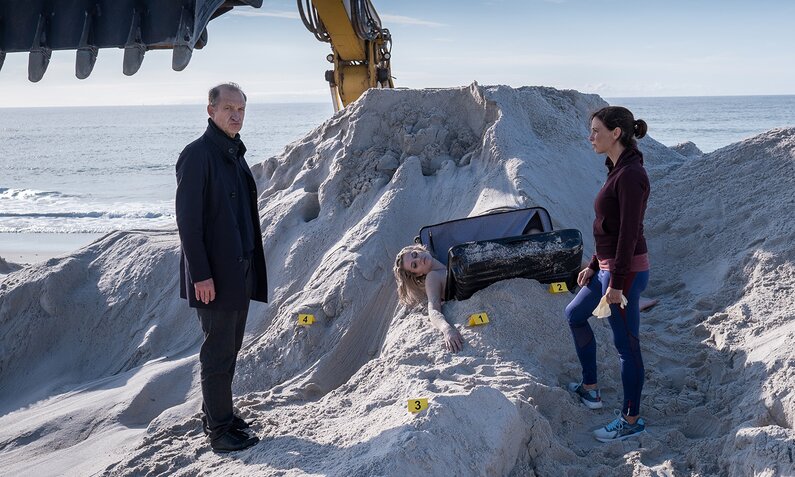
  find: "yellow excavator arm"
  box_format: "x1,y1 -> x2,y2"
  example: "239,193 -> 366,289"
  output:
298,0 -> 393,110
0,0 -> 393,109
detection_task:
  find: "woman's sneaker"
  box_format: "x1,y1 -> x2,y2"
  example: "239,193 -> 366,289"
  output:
567,382 -> 603,409
593,410 -> 646,442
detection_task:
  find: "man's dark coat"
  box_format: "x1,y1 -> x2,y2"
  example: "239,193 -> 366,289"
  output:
176,119 -> 268,310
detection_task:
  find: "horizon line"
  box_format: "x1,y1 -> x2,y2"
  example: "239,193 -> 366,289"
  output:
2,92 -> 795,109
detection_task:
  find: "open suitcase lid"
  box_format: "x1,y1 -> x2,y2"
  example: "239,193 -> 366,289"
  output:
416,207 -> 553,266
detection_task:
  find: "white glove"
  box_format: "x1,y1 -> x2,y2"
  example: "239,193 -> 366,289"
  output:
593,293 -> 628,318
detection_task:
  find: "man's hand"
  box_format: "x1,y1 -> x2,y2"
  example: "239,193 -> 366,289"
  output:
443,325 -> 464,353
194,278 -> 216,304
605,286 -> 623,305
577,267 -> 595,287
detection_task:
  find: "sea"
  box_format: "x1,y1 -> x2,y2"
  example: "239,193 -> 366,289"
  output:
1,96 -> 794,249
0,103 -> 333,236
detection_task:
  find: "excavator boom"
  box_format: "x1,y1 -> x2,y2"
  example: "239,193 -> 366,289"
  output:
298,0 -> 393,110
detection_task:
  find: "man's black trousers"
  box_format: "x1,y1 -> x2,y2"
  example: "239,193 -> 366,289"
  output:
196,259 -> 253,439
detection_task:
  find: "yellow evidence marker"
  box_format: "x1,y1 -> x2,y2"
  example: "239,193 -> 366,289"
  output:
297,313 -> 315,326
468,312 -> 490,326
548,282 -> 569,293
408,398 -> 429,413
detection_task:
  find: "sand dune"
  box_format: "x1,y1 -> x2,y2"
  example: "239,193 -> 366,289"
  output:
1,85 -> 793,476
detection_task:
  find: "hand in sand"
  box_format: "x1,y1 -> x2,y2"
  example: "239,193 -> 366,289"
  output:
443,325 -> 464,353
577,268 -> 595,287
194,278 -> 216,304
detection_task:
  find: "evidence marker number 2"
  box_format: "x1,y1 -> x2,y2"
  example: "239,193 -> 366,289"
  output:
549,282 -> 569,293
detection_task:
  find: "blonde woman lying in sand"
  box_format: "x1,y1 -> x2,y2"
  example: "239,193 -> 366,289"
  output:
394,244 -> 464,352
393,242 -> 657,355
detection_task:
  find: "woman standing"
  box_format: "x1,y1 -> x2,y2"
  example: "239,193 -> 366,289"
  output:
565,106 -> 650,442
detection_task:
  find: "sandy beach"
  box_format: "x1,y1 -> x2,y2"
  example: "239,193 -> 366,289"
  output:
0,85 -> 793,476
0,232 -> 104,265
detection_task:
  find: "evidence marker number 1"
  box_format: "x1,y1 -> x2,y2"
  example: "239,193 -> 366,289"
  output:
298,313 -> 315,326
408,398 -> 429,413
468,312 -> 489,326
548,282 -> 569,293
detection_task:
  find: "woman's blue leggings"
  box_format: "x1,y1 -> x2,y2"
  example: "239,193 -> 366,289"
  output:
564,269 -> 649,417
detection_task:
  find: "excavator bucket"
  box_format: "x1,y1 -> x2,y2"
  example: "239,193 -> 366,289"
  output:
0,0 -> 262,81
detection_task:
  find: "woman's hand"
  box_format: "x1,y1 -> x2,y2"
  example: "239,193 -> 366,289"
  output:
577,268 -> 595,287
605,287 -> 624,305
442,325 -> 464,353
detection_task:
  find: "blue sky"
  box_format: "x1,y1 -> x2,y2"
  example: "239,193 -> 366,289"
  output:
1,0 -> 793,107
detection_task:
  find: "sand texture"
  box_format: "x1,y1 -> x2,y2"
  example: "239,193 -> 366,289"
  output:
1,84 -> 793,476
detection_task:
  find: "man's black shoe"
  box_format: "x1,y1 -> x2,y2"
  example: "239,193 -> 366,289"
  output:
202,415 -> 253,436
201,415 -> 209,436
232,415 -> 252,430
210,429 -> 259,453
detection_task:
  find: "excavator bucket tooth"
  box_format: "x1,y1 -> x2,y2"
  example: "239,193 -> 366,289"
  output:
195,28 -> 209,50
123,44 -> 145,76
122,8 -> 145,76
0,0 -> 262,81
28,49 -> 51,82
172,6 -> 194,71
28,14 -> 51,82
172,44 -> 192,71
76,47 -> 98,79
75,10 -> 97,79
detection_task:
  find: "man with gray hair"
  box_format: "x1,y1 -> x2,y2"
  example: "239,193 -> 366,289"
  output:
175,82 -> 268,452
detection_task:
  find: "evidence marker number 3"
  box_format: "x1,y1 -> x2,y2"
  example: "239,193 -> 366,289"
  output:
408,398 -> 429,413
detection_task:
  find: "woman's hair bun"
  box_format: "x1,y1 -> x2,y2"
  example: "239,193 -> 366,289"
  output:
633,119 -> 648,139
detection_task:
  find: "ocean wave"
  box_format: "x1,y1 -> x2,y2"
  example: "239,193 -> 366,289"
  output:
0,187 -> 175,233
0,211 -> 168,219
0,187 -> 79,200
0,187 -> 173,232
0,216 -> 176,234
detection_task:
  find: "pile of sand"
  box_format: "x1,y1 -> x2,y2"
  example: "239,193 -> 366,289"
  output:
0,85 -> 792,476
0,256 -> 21,274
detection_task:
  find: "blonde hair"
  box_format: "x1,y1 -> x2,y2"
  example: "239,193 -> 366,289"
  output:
393,244 -> 431,307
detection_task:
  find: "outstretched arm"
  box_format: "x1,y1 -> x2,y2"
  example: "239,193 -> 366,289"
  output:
425,272 -> 463,352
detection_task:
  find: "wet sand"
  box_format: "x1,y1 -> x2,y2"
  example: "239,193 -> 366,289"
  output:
0,232 -> 104,265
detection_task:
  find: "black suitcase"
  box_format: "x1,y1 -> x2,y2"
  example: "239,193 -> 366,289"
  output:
446,229 -> 583,301
415,207 -> 582,301
417,207 -> 554,266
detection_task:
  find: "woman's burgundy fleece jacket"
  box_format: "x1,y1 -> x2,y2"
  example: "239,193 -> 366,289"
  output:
587,146 -> 650,289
